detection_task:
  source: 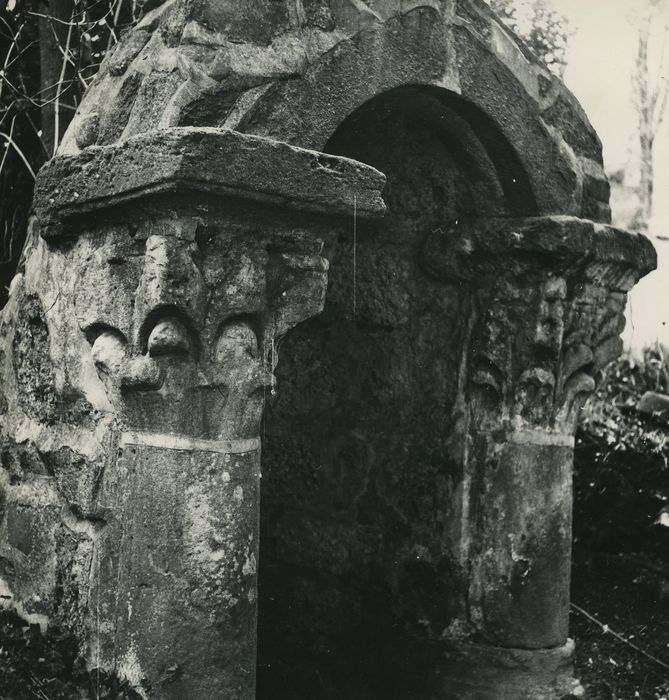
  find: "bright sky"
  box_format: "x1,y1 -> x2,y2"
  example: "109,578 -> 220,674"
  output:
557,0 -> 669,230
543,0 -> 669,351
560,0 -> 640,171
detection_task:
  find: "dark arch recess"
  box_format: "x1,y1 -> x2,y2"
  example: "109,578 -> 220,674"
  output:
256,85 -> 538,700
324,84 -> 537,218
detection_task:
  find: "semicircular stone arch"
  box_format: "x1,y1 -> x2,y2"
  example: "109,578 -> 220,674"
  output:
59,0 -> 610,224
233,5 -> 605,222
255,83 -> 521,697
321,83 -> 537,217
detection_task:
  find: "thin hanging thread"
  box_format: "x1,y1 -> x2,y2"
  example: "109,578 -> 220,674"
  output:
271,335 -> 276,396
353,195 -> 357,318
96,546 -> 100,699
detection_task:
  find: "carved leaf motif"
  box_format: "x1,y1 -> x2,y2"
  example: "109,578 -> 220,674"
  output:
91,330 -> 126,374
560,344 -> 594,387
556,372 -> 596,429
215,320 -> 272,395
216,321 -> 258,363
148,318 -> 191,357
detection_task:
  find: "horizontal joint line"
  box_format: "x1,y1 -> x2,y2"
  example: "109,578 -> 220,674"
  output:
507,430 -> 575,447
120,432 -> 261,454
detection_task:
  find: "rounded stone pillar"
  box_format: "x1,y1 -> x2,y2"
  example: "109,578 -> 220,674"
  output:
424,215 -> 656,699
0,127 -> 385,698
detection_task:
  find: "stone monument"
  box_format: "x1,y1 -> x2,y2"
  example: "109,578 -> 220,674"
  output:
0,1 -> 657,698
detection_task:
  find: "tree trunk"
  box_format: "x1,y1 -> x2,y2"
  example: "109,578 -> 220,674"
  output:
638,14 -> 652,230
37,0 -> 78,156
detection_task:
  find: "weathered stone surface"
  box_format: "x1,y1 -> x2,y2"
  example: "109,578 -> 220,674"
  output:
60,207 -> 334,698
107,29 -> 152,77
187,0 -> 293,44
96,72 -> 144,145
432,639 -> 583,699
12,295 -> 57,424
258,210 -> 653,697
58,0 -> 610,222
95,443 -> 260,698
0,2 -> 658,699
466,440 -> 574,648
34,127 -> 386,235
74,112 -> 100,149
637,391 -> 669,422
421,216 -> 656,287
0,131 -> 384,697
433,217 -> 652,657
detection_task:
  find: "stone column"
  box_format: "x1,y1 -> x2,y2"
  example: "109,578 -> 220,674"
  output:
423,216 -> 656,699
82,219 -> 329,699
0,128 -> 384,698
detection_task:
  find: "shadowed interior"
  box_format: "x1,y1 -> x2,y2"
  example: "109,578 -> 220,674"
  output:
257,86 -> 532,699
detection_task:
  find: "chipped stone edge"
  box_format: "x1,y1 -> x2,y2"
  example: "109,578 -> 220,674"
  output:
431,215 -> 657,282
34,127 -> 387,237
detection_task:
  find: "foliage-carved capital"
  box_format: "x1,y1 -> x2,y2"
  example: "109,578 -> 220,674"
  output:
428,216 -> 656,435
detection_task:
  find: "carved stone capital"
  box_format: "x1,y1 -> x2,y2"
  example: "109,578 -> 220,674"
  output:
423,216 -> 655,435
467,273 -> 628,434
30,128 -> 386,444
79,220 -> 330,440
